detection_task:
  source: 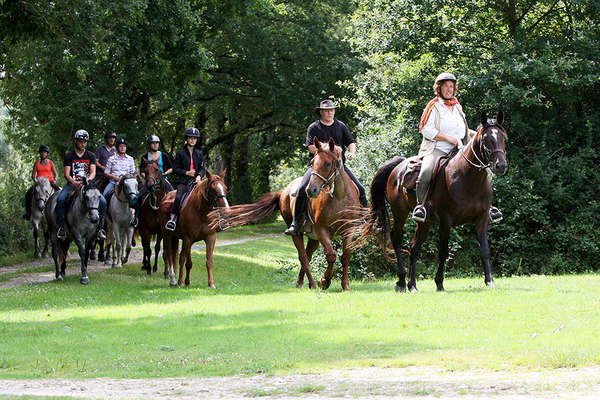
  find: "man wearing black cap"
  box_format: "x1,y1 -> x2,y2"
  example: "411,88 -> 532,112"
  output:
284,99 -> 368,236
165,127 -> 205,231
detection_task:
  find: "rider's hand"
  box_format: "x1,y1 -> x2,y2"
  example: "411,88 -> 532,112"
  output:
185,170 -> 195,177
73,181 -> 82,188
195,175 -> 202,183
346,152 -> 355,161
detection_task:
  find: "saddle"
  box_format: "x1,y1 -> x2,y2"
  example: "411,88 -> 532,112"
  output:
160,182 -> 196,213
400,148 -> 459,192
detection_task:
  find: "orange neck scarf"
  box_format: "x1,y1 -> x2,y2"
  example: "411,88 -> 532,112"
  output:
418,96 -> 460,133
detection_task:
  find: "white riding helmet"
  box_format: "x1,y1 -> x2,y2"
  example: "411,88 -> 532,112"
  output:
435,72 -> 457,84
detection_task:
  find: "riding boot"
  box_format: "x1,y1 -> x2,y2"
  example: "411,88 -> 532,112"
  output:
57,225 -> 67,240
412,180 -> 428,222
284,196 -> 306,236
165,214 -> 177,231
97,218 -> 107,241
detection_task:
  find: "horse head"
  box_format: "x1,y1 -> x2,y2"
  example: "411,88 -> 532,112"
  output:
307,137 -> 342,199
33,177 -> 53,211
143,160 -> 163,193
82,181 -> 101,223
475,111 -> 508,176
204,169 -> 229,209
117,174 -> 140,208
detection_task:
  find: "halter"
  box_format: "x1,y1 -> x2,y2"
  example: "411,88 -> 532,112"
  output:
460,125 -> 506,172
310,154 -> 342,198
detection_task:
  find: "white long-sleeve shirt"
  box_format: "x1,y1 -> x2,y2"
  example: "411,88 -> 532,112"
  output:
421,98 -> 467,154
105,154 -> 135,183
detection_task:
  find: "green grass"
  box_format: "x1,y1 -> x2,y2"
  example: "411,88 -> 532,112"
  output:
0,251 -> 34,268
0,230 -> 599,379
216,218 -> 285,240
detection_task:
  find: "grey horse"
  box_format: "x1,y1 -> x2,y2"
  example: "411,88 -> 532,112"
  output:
45,181 -> 103,284
29,177 -> 58,258
106,174 -> 139,268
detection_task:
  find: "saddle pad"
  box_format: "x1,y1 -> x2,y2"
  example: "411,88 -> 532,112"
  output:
160,188 -> 193,213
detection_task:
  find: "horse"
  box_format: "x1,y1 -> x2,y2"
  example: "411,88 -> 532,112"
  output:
105,174 -> 139,268
45,180 -> 103,284
89,176 -> 110,262
209,137 -> 361,291
352,112 -> 508,292
159,170 -> 229,288
28,177 -> 58,258
138,160 -> 169,277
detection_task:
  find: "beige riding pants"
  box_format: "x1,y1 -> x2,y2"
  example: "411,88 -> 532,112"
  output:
416,148 -> 446,204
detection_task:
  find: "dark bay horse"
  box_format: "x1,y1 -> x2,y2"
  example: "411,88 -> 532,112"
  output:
139,160 -> 168,277
45,181 -> 103,284
354,112 -> 508,292
210,137 -> 361,291
159,170 -> 229,287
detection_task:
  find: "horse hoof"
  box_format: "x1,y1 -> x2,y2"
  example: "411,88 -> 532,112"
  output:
409,287 -> 419,293
169,280 -> 177,287
80,276 -> 90,285
42,252 -> 49,258
56,275 -> 63,282
395,284 -> 406,293
98,255 -> 105,262
34,252 -> 42,258
209,284 -> 216,290
486,281 -> 496,289
342,285 -> 351,291
89,252 -> 96,260
295,281 -> 303,288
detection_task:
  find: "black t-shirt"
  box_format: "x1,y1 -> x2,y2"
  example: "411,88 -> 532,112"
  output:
63,150 -> 96,182
305,119 -> 355,160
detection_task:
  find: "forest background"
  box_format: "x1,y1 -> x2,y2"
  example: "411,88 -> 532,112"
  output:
0,0 -> 598,276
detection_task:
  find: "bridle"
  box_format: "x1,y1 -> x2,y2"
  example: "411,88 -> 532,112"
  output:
81,184 -> 100,214
144,162 -> 167,210
202,178 -> 230,231
310,153 -> 342,198
116,176 -> 138,203
461,123 -> 507,172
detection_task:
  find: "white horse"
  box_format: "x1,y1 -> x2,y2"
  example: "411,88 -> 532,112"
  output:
106,174 -> 139,268
29,177 -> 58,258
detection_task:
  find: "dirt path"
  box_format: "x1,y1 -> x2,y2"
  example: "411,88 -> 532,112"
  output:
0,366 -> 598,399
0,234 -> 278,289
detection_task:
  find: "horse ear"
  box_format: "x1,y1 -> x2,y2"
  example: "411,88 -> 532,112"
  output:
206,170 -> 212,179
219,169 -> 227,179
328,137 -> 335,152
480,112 -> 488,127
313,137 -> 321,149
496,110 -> 504,125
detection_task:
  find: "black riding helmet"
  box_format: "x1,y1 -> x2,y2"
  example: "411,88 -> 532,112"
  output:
115,138 -> 128,147
104,131 -> 117,139
184,127 -> 200,137
38,144 -> 50,153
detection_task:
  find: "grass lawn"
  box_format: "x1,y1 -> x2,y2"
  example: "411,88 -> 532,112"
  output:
0,227 -> 599,379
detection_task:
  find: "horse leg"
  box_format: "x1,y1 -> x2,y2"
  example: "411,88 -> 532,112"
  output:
317,231 -> 336,290
89,238 -> 96,260
184,239 -> 194,288
154,233 -> 162,274
435,224 -> 451,291
141,230 -> 151,274
112,224 -> 121,268
391,222 -> 407,292
340,236 -> 351,291
167,237 -> 179,286
476,218 -> 495,288
408,221 -> 432,293
297,239 -> 319,288
291,235 -> 316,289
33,222 -> 41,258
51,241 -> 61,281
122,226 -> 132,265
58,240 -> 69,278
73,233 -> 89,284
177,239 -> 189,287
98,239 -> 105,262
42,228 -> 50,258
204,234 -> 216,289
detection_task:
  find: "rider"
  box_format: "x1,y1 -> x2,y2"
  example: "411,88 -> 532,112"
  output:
23,144 -> 60,220
165,127 -> 205,231
284,99 -> 368,236
55,130 -> 107,240
413,72 -> 503,223
94,131 -> 117,186
102,137 -> 136,199
133,135 -> 174,227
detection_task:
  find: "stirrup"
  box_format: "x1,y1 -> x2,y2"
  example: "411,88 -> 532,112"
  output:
97,229 -> 106,241
489,207 -> 503,223
284,223 -> 301,236
412,205 -> 426,223
165,220 -> 176,231
132,217 -> 138,227
57,227 -> 66,240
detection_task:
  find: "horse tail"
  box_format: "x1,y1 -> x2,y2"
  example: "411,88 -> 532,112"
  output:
208,191 -> 281,231
351,156 -> 405,250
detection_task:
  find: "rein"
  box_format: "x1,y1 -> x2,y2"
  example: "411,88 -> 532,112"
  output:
460,127 -> 506,172
201,179 -> 230,231
311,156 -> 342,198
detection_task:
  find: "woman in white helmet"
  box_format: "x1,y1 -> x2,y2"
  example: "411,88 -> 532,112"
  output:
412,72 -> 502,223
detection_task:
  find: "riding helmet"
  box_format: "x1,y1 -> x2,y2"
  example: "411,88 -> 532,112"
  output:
38,144 -> 50,154
115,138 -> 128,147
74,129 -> 89,141
104,131 -> 117,139
435,72 -> 457,84
147,135 -> 160,144
184,127 -> 200,137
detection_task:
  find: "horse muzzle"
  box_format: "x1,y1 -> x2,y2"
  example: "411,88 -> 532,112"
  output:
37,200 -> 46,211
306,185 -> 320,199
128,195 -> 138,208
89,209 -> 99,223
494,160 -> 508,176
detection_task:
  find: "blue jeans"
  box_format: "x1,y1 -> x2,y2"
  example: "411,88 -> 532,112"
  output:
56,183 -> 106,227
103,181 -> 117,197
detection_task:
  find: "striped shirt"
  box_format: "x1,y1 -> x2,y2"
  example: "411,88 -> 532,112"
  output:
105,154 -> 135,183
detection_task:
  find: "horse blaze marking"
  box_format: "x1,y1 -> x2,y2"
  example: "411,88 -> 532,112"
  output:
217,183 -> 229,207
491,129 -> 498,141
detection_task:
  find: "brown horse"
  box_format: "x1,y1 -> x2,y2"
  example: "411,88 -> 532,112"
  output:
159,170 -> 229,288
353,112 -> 508,292
138,160 -> 168,277
209,137 -> 361,291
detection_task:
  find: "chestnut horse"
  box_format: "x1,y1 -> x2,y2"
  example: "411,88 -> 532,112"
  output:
138,160 -> 168,277
159,170 -> 229,287
353,112 -> 508,292
209,137 -> 361,291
